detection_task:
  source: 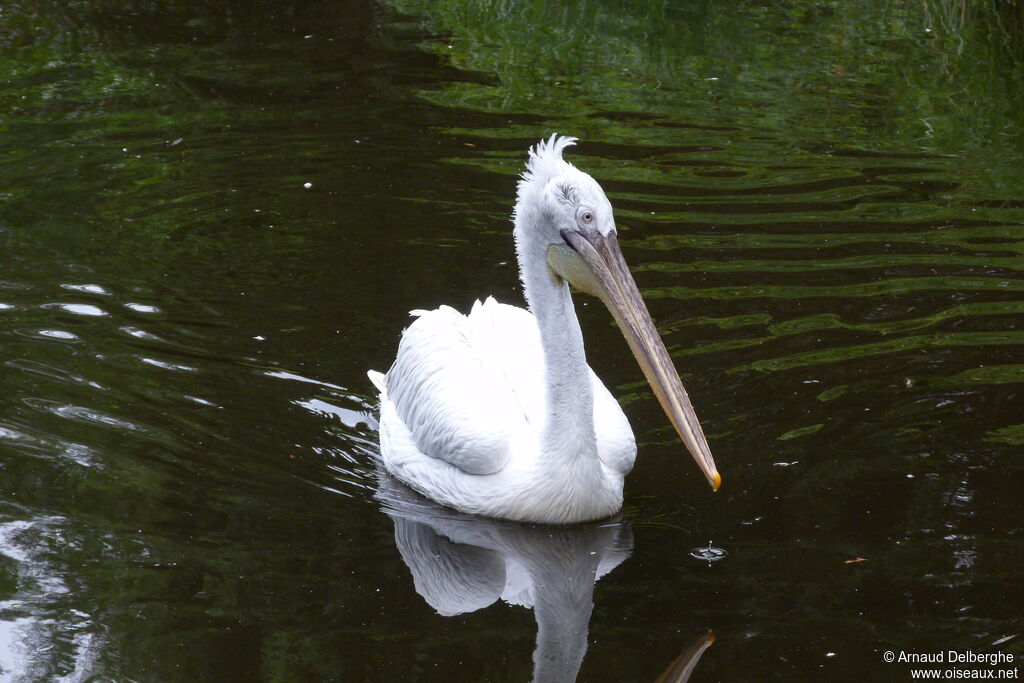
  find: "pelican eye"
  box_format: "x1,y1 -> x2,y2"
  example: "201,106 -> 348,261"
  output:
576,206 -> 595,226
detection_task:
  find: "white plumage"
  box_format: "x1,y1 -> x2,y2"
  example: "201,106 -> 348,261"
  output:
373,297 -> 633,523
370,135 -> 719,524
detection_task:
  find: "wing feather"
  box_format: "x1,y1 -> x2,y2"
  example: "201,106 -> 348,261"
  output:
380,297 -> 631,480
385,300 -> 540,475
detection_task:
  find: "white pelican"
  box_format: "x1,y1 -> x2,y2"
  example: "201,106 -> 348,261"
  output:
369,134 -> 720,524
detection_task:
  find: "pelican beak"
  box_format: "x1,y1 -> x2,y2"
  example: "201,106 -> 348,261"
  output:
547,227 -> 721,491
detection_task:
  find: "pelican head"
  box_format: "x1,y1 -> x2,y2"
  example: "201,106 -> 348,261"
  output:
514,134 -> 721,491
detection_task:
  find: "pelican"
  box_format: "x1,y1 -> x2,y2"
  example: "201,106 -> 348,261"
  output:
369,135 -> 719,524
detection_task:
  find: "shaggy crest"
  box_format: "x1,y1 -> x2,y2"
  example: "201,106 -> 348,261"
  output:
518,133 -> 578,193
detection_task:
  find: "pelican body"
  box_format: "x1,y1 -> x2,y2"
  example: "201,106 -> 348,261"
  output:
370,135 -> 719,524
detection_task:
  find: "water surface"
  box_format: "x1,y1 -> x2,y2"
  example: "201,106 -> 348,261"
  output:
1,1 -> 1022,680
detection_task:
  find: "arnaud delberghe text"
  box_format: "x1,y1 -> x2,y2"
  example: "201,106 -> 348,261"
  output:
898,651 -> 1015,666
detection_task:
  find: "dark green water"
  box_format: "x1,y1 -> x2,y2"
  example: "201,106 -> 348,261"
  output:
1,1 -> 1022,680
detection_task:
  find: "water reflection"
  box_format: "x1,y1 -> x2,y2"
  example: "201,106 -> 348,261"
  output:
0,518 -> 103,681
0,0 -> 1021,677
655,631 -> 716,683
377,470 -> 719,680
376,472 -> 631,682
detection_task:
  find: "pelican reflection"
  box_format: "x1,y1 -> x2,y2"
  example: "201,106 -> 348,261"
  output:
377,473 -> 718,681
376,471 -> 630,681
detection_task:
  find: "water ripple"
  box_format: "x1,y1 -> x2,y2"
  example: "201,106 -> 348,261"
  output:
124,303 -> 160,313
19,329 -> 80,342
0,518 -> 102,680
140,357 -> 197,372
734,330 -> 1024,373
647,276 -> 1024,303
60,284 -> 109,295
52,303 -> 108,317
6,359 -> 106,390
22,399 -> 147,434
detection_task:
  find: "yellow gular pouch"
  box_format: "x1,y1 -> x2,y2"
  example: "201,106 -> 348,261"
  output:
546,242 -> 604,299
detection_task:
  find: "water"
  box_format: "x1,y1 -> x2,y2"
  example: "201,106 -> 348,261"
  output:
1,1 -> 1022,680
689,544 -> 727,563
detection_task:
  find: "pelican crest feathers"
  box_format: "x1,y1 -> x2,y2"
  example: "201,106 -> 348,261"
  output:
518,133 -> 578,193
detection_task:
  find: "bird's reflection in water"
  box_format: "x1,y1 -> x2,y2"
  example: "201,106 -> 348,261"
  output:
376,470 -> 628,681
376,472 -> 715,682
655,630 -> 716,683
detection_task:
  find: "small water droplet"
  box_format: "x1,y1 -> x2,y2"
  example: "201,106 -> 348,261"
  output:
689,544 -> 728,562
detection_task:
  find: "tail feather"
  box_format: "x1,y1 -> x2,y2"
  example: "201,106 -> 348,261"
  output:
367,369 -> 387,395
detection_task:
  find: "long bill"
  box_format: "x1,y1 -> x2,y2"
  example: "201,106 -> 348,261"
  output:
548,227 -> 721,491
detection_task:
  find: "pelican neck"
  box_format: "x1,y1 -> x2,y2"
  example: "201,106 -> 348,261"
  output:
521,262 -> 598,461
